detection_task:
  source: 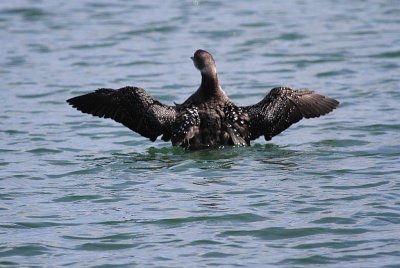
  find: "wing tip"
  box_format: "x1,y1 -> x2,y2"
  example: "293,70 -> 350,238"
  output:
66,97 -> 74,105
324,96 -> 340,112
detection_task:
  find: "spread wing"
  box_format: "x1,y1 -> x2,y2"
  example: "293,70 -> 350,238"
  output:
243,87 -> 339,141
66,86 -> 177,141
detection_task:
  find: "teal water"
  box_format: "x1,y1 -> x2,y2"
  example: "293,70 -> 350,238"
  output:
1,0 -> 400,267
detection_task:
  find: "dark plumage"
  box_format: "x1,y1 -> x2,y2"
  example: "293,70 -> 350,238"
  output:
67,49 -> 339,150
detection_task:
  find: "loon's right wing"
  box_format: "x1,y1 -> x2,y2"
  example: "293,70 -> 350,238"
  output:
67,86 -> 177,142
243,87 -> 339,141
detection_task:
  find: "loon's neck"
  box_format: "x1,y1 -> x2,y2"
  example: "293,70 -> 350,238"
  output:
199,64 -> 221,94
200,72 -> 219,91
182,65 -> 228,106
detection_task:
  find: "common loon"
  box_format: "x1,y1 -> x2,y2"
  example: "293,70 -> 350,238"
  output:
67,49 -> 339,150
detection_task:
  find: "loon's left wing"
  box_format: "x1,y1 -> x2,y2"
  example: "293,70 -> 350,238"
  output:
242,87 -> 339,141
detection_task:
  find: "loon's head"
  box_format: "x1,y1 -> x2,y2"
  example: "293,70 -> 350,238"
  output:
191,49 -> 217,77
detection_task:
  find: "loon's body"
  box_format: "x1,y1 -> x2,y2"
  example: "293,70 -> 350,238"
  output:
67,49 -> 339,150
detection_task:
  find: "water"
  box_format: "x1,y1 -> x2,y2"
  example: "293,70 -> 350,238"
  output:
1,0 -> 399,267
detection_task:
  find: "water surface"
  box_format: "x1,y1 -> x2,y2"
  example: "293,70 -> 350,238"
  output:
1,0 -> 400,267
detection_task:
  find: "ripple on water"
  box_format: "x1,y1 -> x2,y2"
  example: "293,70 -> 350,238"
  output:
316,68 -> 356,78
0,7 -> 51,21
0,244 -> 49,257
219,227 -> 368,240
311,139 -> 369,147
311,216 -> 357,224
16,89 -> 67,99
143,213 -> 267,226
1,221 -> 77,229
53,194 -> 103,203
370,50 -> 400,58
76,243 -> 137,251
278,32 -> 307,41
26,148 -> 63,154
46,166 -> 105,179
321,181 -> 389,190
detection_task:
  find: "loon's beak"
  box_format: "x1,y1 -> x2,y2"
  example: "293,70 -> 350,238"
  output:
190,56 -> 194,61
